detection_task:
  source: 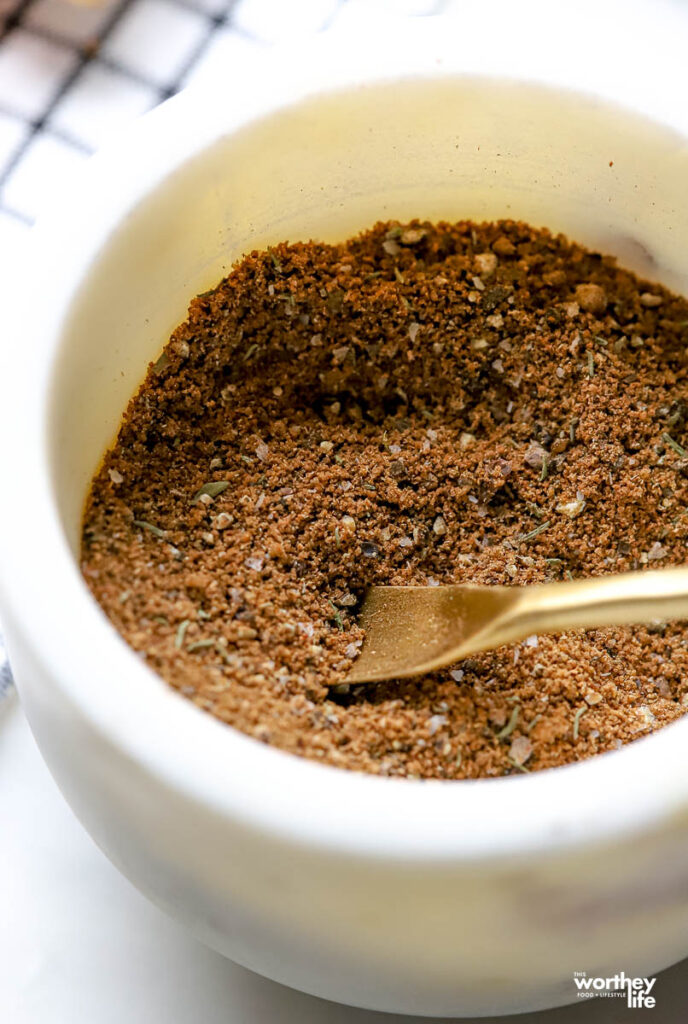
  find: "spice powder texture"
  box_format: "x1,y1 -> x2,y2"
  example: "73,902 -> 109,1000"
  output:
82,220 -> 688,779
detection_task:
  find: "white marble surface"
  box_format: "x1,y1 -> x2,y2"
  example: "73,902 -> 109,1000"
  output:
1,700 -> 687,1023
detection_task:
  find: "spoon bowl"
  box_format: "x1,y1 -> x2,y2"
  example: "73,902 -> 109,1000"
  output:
347,568 -> 688,683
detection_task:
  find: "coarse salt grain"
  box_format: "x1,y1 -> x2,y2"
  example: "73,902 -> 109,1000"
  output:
433,516 -> 447,536
557,498 -> 585,518
340,515 -> 356,534
509,736 -> 533,766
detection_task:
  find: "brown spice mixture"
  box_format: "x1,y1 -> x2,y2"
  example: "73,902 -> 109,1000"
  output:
82,219 -> 688,779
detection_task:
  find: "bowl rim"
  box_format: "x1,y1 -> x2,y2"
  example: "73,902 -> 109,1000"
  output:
4,8 -> 688,863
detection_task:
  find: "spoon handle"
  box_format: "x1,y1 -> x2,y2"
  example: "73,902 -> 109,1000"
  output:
507,567 -> 688,640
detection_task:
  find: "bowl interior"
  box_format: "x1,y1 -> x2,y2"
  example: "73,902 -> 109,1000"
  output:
50,75 -> 688,548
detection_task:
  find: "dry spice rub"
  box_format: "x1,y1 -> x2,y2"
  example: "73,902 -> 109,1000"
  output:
82,219 -> 688,779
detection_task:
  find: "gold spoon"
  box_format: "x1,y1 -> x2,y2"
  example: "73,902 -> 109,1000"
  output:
346,568 -> 688,684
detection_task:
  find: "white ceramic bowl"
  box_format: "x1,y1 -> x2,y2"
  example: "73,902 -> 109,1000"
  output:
4,8 -> 688,1017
